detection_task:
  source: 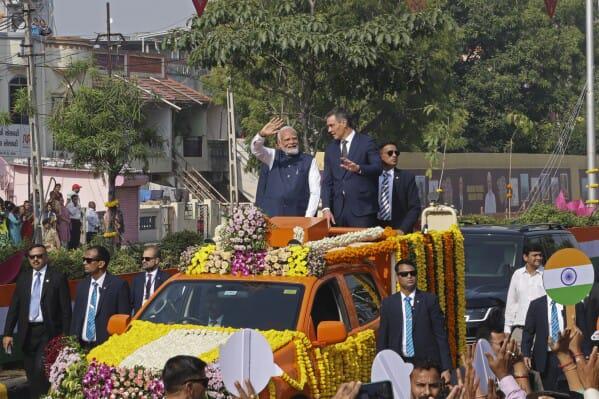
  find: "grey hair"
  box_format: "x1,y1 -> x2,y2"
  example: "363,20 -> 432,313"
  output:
277,126 -> 298,142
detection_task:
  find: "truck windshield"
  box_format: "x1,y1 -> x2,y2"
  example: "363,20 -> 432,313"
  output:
139,280 -> 304,331
465,235 -> 521,282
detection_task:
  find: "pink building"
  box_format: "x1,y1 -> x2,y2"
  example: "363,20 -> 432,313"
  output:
0,158 -> 147,243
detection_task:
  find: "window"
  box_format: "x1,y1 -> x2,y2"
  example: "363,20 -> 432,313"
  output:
542,234 -> 576,258
344,273 -> 381,325
183,137 -> 203,157
139,216 -> 156,230
184,202 -> 194,220
310,278 -> 350,332
140,280 -> 304,330
9,76 -> 28,125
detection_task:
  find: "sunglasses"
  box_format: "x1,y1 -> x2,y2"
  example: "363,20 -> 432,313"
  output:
83,257 -> 99,263
142,257 -> 156,261
398,270 -> 417,277
28,254 -> 45,260
386,150 -> 399,156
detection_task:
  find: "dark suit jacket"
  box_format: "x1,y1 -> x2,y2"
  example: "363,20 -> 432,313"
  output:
3,266 -> 71,349
130,269 -> 170,314
70,272 -> 131,345
382,168 -> 421,232
522,295 -> 590,372
376,290 -> 452,371
321,132 -> 382,225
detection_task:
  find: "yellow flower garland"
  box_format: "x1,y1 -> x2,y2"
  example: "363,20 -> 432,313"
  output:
104,199 -> 119,208
430,231 -> 446,312
187,244 -> 216,275
451,225 -> 467,360
287,246 -> 310,276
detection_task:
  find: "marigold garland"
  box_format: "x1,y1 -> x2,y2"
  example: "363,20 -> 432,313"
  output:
443,232 -> 457,367
451,225 -> 467,361
430,231 -> 446,313
104,199 -> 119,208
324,239 -> 397,265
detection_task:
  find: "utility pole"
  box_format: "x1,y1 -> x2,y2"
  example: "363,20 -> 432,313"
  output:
106,2 -> 112,76
226,87 -> 238,206
586,0 -> 598,206
22,1 -> 44,243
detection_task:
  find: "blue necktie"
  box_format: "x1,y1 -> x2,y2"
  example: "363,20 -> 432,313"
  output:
379,172 -> 391,221
551,300 -> 560,342
28,272 -> 42,321
85,282 -> 98,341
404,296 -> 415,357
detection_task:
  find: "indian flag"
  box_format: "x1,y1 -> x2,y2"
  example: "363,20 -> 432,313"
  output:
543,248 -> 595,305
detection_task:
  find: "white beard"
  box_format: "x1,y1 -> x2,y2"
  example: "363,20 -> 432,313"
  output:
283,147 -> 299,155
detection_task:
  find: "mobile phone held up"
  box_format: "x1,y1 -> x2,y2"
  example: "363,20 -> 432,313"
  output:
357,381 -> 394,399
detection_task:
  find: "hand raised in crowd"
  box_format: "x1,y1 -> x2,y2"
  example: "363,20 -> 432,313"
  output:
340,157 -> 360,174
259,117 -> 285,138
549,327 -> 574,356
460,358 -> 480,399
577,346 -> 599,390
485,338 -> 517,380
486,378 -> 500,399
569,326 -> 585,356
331,381 -> 361,399
445,367 -> 464,399
233,380 -> 258,399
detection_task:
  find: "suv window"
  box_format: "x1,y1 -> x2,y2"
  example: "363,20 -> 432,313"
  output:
344,273 -> 381,325
310,278 -> 350,331
543,234 -> 576,257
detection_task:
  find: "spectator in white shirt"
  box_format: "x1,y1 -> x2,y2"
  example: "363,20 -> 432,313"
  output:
86,201 -> 100,243
504,243 -> 546,344
66,195 -> 82,249
251,117 -> 320,217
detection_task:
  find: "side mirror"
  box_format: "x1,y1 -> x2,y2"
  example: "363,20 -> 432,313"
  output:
107,314 -> 131,336
316,321 -> 347,346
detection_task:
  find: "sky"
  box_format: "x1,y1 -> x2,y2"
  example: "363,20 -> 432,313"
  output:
53,0 -> 196,37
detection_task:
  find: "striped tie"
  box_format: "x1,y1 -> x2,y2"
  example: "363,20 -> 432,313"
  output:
379,172 -> 391,220
404,297 -> 415,357
551,300 -> 559,342
28,272 -> 42,321
85,282 -> 98,341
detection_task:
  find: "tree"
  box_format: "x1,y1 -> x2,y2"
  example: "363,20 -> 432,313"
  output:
169,0 -> 464,158
49,66 -> 162,203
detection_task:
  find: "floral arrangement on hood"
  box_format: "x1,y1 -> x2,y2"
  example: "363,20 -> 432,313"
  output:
220,205 -> 268,252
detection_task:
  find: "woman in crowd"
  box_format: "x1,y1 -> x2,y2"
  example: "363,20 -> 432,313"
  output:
6,202 -> 21,245
42,218 -> 60,251
20,200 -> 33,242
54,200 -> 70,248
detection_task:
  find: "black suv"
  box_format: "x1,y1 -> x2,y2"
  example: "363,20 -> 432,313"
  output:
463,224 -> 579,341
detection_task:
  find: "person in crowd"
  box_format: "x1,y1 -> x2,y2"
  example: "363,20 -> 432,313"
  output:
31,17 -> 41,36
86,201 -> 100,243
252,117 -> 320,217
70,245 -> 131,348
522,295 -> 589,392
377,260 -> 452,382
54,200 -> 70,248
321,108 -> 382,227
42,218 -> 60,252
104,204 -> 125,247
39,18 -> 52,36
162,355 -> 208,399
0,212 -> 10,247
131,245 -> 169,314
21,200 -> 34,241
409,358 -> 446,399
376,142 -> 421,234
43,201 -> 57,228
3,244 -> 71,398
6,202 -> 22,245
66,194 -> 82,249
504,244 -> 546,344
67,183 -> 81,201
49,183 -> 64,205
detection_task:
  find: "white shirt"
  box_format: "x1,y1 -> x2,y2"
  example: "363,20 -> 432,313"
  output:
86,208 -> 100,232
66,202 -> 81,220
504,266 -> 546,333
378,169 -> 394,220
82,272 -> 106,342
340,130 -> 356,155
401,291 -> 416,356
546,298 -> 564,351
250,133 -> 321,216
143,269 -> 158,302
29,266 -> 47,322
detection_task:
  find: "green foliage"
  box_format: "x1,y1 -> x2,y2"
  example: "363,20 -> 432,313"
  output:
170,0 -> 462,155
49,247 -> 85,280
108,251 -> 139,275
159,230 -> 204,265
49,65 -> 162,200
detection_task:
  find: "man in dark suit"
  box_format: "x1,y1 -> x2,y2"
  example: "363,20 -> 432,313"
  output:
71,245 -> 131,348
321,108 -> 382,227
522,295 -> 589,392
377,142 -> 421,233
377,260 -> 452,382
3,244 -> 71,398
131,245 -> 169,314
